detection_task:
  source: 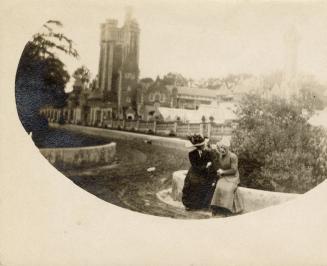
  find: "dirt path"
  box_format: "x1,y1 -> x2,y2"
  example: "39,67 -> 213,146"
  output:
63,138 -> 211,219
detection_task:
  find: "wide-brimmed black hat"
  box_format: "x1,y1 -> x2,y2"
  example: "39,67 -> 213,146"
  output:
186,134 -> 207,147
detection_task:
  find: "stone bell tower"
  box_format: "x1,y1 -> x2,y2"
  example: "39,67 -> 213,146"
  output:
97,7 -> 140,118
282,26 -> 301,98
284,26 -> 300,81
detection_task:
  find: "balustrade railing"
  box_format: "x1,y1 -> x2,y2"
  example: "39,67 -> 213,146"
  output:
103,120 -> 235,138
42,109 -> 236,138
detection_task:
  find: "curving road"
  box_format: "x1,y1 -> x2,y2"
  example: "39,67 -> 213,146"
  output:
39,129 -> 211,219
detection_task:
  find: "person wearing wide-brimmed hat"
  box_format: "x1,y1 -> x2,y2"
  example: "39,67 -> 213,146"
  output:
210,136 -> 244,216
182,134 -> 217,210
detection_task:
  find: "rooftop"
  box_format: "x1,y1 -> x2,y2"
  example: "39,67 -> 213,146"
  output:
158,102 -> 237,123
177,86 -> 218,98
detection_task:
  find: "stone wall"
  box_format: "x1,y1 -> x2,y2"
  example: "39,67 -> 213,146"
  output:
49,123 -> 189,150
171,170 -> 299,213
39,142 -> 116,169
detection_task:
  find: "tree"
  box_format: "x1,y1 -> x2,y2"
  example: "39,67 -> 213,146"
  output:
73,65 -> 91,85
140,77 -> 154,84
231,91 -> 327,193
162,72 -> 188,86
294,76 -> 327,112
15,20 -> 79,134
221,74 -> 242,90
208,73 -> 253,91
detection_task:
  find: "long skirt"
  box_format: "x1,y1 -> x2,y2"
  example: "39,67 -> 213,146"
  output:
182,180 -> 215,210
210,177 -> 244,214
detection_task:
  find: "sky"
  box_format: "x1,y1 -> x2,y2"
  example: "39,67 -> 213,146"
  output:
38,0 -> 327,86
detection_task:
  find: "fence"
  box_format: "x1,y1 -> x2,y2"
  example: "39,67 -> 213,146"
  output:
101,119 -> 234,138
42,108 -> 235,138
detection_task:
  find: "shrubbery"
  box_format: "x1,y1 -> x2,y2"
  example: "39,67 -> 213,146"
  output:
58,115 -> 66,125
16,20 -> 78,134
168,130 -> 177,137
147,129 -> 154,135
231,92 -> 327,193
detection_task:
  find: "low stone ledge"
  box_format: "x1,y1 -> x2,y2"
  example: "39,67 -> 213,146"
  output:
49,123 -> 189,151
170,170 -> 299,213
39,142 -> 116,169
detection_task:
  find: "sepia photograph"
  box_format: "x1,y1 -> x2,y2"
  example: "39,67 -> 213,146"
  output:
2,0 -> 327,265
15,1 -> 327,218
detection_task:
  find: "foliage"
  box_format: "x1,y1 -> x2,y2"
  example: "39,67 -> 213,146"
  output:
260,72 -> 327,111
294,77 -> 327,112
168,130 -> 177,137
221,73 -> 249,90
73,65 -> 91,84
206,73 -> 253,90
15,20 -> 78,134
140,77 -> 154,84
23,20 -> 78,59
147,129 -> 154,134
231,92 -> 327,193
162,72 -> 188,86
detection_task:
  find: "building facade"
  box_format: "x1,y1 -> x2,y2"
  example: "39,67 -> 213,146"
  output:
40,8 -> 242,125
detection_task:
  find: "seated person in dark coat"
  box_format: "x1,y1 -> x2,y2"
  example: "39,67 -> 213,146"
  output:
182,134 -> 217,211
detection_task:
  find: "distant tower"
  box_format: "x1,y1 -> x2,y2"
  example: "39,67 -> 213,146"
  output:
98,19 -> 119,95
282,26 -> 301,97
283,26 -> 300,80
97,7 -> 140,118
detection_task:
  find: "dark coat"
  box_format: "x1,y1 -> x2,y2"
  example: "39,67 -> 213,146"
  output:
182,149 -> 217,209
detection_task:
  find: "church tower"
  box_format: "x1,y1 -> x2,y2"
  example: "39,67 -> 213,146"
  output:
97,7 -> 140,119
282,26 -> 301,98
284,26 -> 300,81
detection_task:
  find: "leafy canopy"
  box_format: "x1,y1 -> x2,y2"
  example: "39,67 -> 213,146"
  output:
15,20 -> 79,133
73,65 -> 91,84
231,91 -> 327,193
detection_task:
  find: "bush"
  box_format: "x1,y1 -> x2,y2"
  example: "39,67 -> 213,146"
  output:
231,92 -> 327,193
147,129 -> 154,135
168,130 -> 176,137
58,115 -> 65,125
